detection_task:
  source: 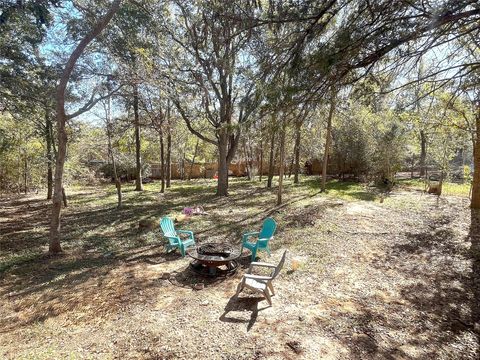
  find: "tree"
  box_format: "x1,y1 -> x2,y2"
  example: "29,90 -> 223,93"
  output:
0,8 -> 58,199
266,115 -> 277,189
0,0 -> 59,103
133,83 -> 143,191
331,104 -> 370,180
455,36 -> 480,208
448,87 -> 480,208
0,113 -> 45,193
100,1 -> 160,192
292,115 -> 302,184
104,95 -> 122,208
141,86 -> 169,192
50,0 -> 122,253
473,102 -> 480,208
164,1 -> 261,196
257,1 -> 480,185
165,102 -> 172,187
321,89 -> 336,192
277,118 -> 287,205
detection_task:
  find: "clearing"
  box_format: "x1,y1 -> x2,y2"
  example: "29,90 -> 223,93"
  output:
0,178 -> 479,359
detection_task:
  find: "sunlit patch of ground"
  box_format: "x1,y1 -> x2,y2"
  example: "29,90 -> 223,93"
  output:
0,177 -> 478,359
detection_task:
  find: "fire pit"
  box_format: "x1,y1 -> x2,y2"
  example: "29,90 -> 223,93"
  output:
187,243 -> 241,277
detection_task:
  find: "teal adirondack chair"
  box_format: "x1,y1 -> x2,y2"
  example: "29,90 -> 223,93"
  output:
160,216 -> 195,256
242,217 -> 277,261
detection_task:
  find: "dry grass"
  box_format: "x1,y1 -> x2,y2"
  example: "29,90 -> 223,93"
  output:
0,177 -> 479,359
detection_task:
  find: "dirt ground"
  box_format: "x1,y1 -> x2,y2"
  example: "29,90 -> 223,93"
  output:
0,179 -> 479,359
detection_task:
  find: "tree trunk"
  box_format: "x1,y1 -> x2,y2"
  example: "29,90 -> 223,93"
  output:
188,138 -> 199,181
248,139 -> 256,180
181,154 -> 186,180
160,130 -> 165,193
50,0 -> 122,254
62,187 -> 67,207
50,108 -> 67,252
277,121 -> 287,205
24,156 -> 28,194
293,119 -> 302,184
243,138 -> 254,180
46,109 -> 53,200
166,103 -> 172,188
259,139 -> 263,182
267,122 -> 276,188
106,96 -> 122,208
471,111 -> 480,208
133,84 -> 143,191
288,154 -> 294,178
217,129 -> 229,196
321,89 -> 336,192
242,140 -> 248,179
114,170 -> 122,207
410,156 -> 415,179
419,130 -> 427,177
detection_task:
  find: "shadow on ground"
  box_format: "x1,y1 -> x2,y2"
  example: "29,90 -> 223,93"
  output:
219,294 -> 270,331
340,208 -> 480,358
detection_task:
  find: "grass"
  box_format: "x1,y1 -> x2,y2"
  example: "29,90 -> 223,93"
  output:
0,251 -> 41,273
294,178 -> 378,201
0,176 -> 372,274
0,176 -> 470,273
397,178 -> 471,197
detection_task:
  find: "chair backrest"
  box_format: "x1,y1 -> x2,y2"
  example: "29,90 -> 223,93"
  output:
259,217 -> 277,239
272,250 -> 287,280
160,217 -> 177,237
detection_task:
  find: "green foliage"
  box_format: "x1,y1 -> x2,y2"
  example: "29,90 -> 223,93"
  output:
99,160 -> 150,180
0,1 -> 58,102
371,119 -> 407,182
331,109 -> 370,178
398,178 -> 471,197
0,0 -> 477,199
0,113 -> 46,192
329,99 -> 408,182
463,165 -> 472,182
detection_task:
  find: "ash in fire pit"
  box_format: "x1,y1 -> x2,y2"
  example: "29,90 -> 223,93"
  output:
197,243 -> 233,258
187,243 -> 241,277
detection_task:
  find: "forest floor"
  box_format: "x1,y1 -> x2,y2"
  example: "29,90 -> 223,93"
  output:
0,177 -> 479,359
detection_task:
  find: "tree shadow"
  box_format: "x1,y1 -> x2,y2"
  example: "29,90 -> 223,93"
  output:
123,246 -> 183,264
0,241 -> 192,334
283,201 -> 343,227
323,204 -> 480,358
168,264 -> 232,289
359,209 -> 480,358
469,209 -> 480,343
195,189 -> 325,244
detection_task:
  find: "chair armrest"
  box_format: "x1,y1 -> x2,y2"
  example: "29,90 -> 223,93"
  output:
164,236 -> 180,245
177,230 -> 194,238
244,274 -> 273,281
248,261 -> 276,276
242,231 -> 259,239
250,261 -> 276,268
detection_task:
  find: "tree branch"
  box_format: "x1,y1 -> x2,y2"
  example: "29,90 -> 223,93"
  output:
66,84 -> 123,119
